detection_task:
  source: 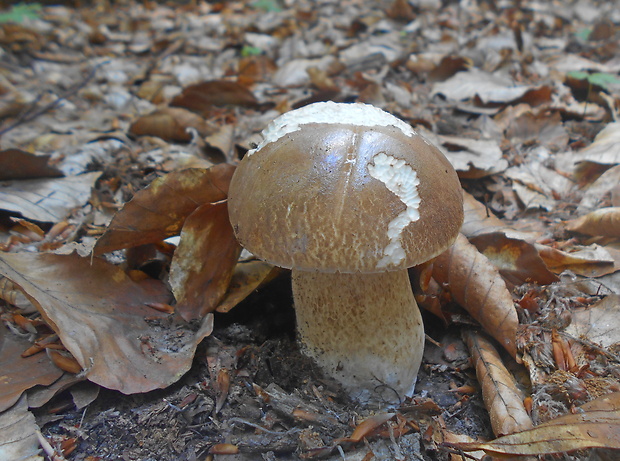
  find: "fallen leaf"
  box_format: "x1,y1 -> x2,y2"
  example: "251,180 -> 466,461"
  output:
216,260 -> 277,313
0,149 -> 63,180
463,330 -> 533,436
94,164 -> 235,255
566,295 -> 620,349
0,395 -> 42,461
536,244 -> 617,277
470,233 -> 558,286
171,80 -> 258,116
431,69 -> 540,104
128,107 -> 214,142
0,252 -> 212,394
347,413 -> 396,443
0,172 -> 101,223
448,391 -> 620,455
432,233 -> 519,357
438,134 -> 507,178
566,207 -> 620,237
170,202 -> 241,321
0,325 -> 64,412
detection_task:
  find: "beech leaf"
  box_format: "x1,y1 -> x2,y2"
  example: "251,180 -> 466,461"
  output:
170,202 -> 242,321
432,233 -> 519,357
449,392 -> 620,455
0,325 -> 63,412
0,252 -> 212,394
94,164 -> 235,255
463,330 -> 533,436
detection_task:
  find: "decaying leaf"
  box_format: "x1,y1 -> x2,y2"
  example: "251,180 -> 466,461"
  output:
216,260 -> 277,313
448,391 -> 620,456
566,207 -> 620,238
170,202 -> 242,321
566,295 -> 620,349
0,172 -> 101,223
536,244 -> 618,277
0,324 -> 64,412
463,330 -> 533,436
0,395 -> 42,461
0,148 -> 63,180
432,233 -> 519,357
469,233 -> 558,286
171,80 -> 259,116
461,191 -> 539,241
0,252 -> 212,394
128,107 -> 215,142
94,164 -> 235,255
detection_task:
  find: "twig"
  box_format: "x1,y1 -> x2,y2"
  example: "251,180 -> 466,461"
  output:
0,61 -> 108,138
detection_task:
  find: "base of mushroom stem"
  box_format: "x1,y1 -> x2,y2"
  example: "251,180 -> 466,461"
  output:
291,269 -> 424,406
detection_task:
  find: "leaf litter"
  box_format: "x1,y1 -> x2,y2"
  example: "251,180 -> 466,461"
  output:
1,0 -> 620,459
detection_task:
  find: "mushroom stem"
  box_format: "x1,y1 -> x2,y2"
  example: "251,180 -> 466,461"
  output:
292,269 -> 424,405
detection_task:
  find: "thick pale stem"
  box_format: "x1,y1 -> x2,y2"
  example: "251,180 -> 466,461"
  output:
292,269 -> 424,405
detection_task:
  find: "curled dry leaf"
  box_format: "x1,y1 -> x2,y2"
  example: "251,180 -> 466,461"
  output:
566,207 -> 620,238
128,107 -> 215,142
535,244 -> 617,277
94,164 -> 235,255
461,191 -> 539,241
469,233 -> 558,286
0,324 -> 64,412
171,80 -> 259,116
447,391 -> 620,456
170,202 -> 242,321
0,395 -> 42,461
0,148 -> 63,180
216,260 -> 276,313
0,172 -> 102,223
0,252 -> 213,394
432,233 -> 519,357
463,330 -> 533,437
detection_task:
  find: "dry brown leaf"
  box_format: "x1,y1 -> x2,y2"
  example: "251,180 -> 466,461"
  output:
128,107 -> 214,142
216,261 -> 277,313
171,80 -> 259,116
448,391 -> 620,455
0,395 -> 42,461
94,164 -> 235,255
0,149 -> 63,180
566,207 -> 620,238
573,122 -> 620,183
463,330 -> 533,436
536,244 -> 617,277
347,413 -> 396,443
0,252 -> 212,394
432,233 -> 519,357
170,202 -> 241,321
566,295 -> 620,349
470,233 -> 558,286
0,172 -> 101,223
461,192 -> 539,241
0,325 -> 64,412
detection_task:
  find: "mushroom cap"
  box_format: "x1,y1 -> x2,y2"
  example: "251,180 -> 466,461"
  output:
228,102 -> 463,273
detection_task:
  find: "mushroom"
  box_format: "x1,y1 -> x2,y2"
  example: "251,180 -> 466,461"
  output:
228,102 -> 463,405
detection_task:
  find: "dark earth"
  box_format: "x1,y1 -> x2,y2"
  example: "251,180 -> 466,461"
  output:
38,273 -> 493,460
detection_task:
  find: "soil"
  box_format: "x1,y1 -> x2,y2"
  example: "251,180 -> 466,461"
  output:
37,273 -> 492,460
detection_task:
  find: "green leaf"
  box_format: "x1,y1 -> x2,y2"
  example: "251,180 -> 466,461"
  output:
566,71 -> 620,90
0,3 -> 41,24
241,45 -> 263,57
253,0 -> 282,12
574,28 -> 592,41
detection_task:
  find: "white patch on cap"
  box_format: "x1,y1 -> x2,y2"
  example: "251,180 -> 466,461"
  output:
247,102 -> 416,156
368,153 -> 420,268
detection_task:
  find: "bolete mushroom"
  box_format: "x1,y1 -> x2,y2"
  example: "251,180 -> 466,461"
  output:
228,102 -> 463,405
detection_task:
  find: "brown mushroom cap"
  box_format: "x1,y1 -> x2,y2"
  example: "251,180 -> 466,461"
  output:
228,102 -> 463,273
